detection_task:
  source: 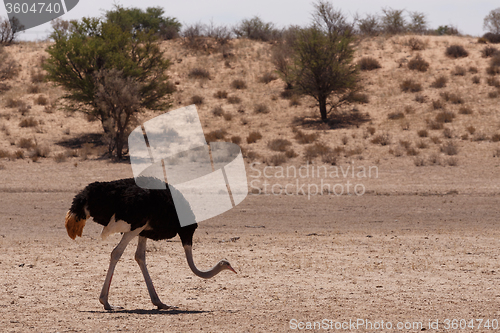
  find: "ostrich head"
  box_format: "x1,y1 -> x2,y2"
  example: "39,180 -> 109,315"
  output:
217,259 -> 237,274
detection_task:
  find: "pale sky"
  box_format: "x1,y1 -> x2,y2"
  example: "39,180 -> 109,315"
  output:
2,0 -> 499,41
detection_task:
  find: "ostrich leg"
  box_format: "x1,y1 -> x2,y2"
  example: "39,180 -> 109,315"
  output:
99,226 -> 146,310
135,236 -> 177,310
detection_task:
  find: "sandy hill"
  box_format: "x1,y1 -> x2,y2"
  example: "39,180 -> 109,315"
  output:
0,35 -> 499,194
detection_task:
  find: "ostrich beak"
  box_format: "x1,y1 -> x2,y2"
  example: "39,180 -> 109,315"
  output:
228,265 -> 237,274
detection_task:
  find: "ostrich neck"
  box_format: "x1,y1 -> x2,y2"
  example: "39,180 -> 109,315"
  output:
183,245 -> 223,279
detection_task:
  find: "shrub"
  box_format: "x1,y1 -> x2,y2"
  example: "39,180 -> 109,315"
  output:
488,90 -> 499,98
472,76 -> 481,84
231,79 -> 247,89
294,128 -> 318,144
18,137 -> 35,149
431,75 -> 447,88
491,134 -> 500,142
408,37 -> 425,51
247,131 -> 263,144
442,128 -> 453,139
14,149 -> 24,159
214,90 -> 228,99
469,66 -> 478,74
54,152 -> 67,163
447,157 -> 458,166
458,106 -> 473,115
483,32 -> 500,44
268,138 -> 292,152
35,95 -> 49,105
415,95 -> 426,103
0,149 -> 11,158
387,111 -> 405,120
466,125 -> 476,134
254,103 -> 270,114
440,92 -> 463,104
441,142 -> 458,155
371,133 -> 390,146
223,112 -> 232,121
304,142 -> 331,160
417,129 -> 428,137
188,67 -> 210,79
406,147 -> 419,156
227,96 -> 241,104
28,85 -> 41,94
445,45 -> 468,58
408,55 -> 429,72
430,136 -> 441,144
205,129 -> 227,142
30,70 -> 45,83
0,82 -> 10,93
30,145 -> 50,159
289,95 -> 301,106
5,97 -> 24,108
191,95 -> 204,105
367,126 -> 376,135
230,136 -> 241,144
259,72 -> 278,84
233,16 -> 280,42
435,110 -> 455,123
280,89 -> 295,99
212,106 -> 225,117
486,77 -> 500,87
481,46 -> 498,58
0,48 -> 19,80
358,57 -> 381,71
285,149 -> 298,159
416,140 -> 428,149
427,120 -> 444,130
452,66 -> 466,76
400,79 -> 422,92
267,153 -> 287,166
349,92 -> 369,104
19,117 -> 38,128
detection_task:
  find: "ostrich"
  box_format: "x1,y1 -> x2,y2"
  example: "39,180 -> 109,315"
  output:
65,177 -> 236,310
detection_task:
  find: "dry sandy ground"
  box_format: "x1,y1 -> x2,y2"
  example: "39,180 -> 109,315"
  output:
0,161 -> 499,333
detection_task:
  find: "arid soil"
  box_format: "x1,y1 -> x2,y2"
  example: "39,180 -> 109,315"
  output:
0,161 -> 499,333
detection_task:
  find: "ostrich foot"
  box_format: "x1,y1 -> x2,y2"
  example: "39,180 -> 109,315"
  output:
100,299 -> 123,311
155,302 -> 178,310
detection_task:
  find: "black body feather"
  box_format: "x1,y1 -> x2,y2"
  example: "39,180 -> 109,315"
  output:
69,178 -> 198,245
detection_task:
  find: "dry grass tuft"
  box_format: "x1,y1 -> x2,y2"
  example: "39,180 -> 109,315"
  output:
408,55 -> 429,72
35,95 -> 49,106
227,96 -> 242,104
481,46 -> 498,58
445,45 -> 468,58
388,111 -> 405,120
452,66 -> 466,76
205,129 -> 227,142
231,79 -> 247,89
54,152 -> 67,163
267,153 -> 287,166
28,85 -> 41,94
212,106 -> 225,117
259,72 -> 278,84
441,142 -> 459,155
19,117 -> 38,128
230,136 -> 242,145
435,110 -> 456,123
214,90 -> 228,99
371,133 -> 391,146
407,37 -> 426,51
246,131 -> 263,144
417,129 -> 428,137
254,103 -> 270,114
440,92 -> 463,104
358,57 -> 381,71
472,75 -> 480,84
188,68 -> 210,79
431,75 -> 447,88
293,128 -> 319,144
458,106 -> 473,115
400,79 -> 422,92
268,138 -> 292,152
191,95 -> 204,105
304,142 -> 331,160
